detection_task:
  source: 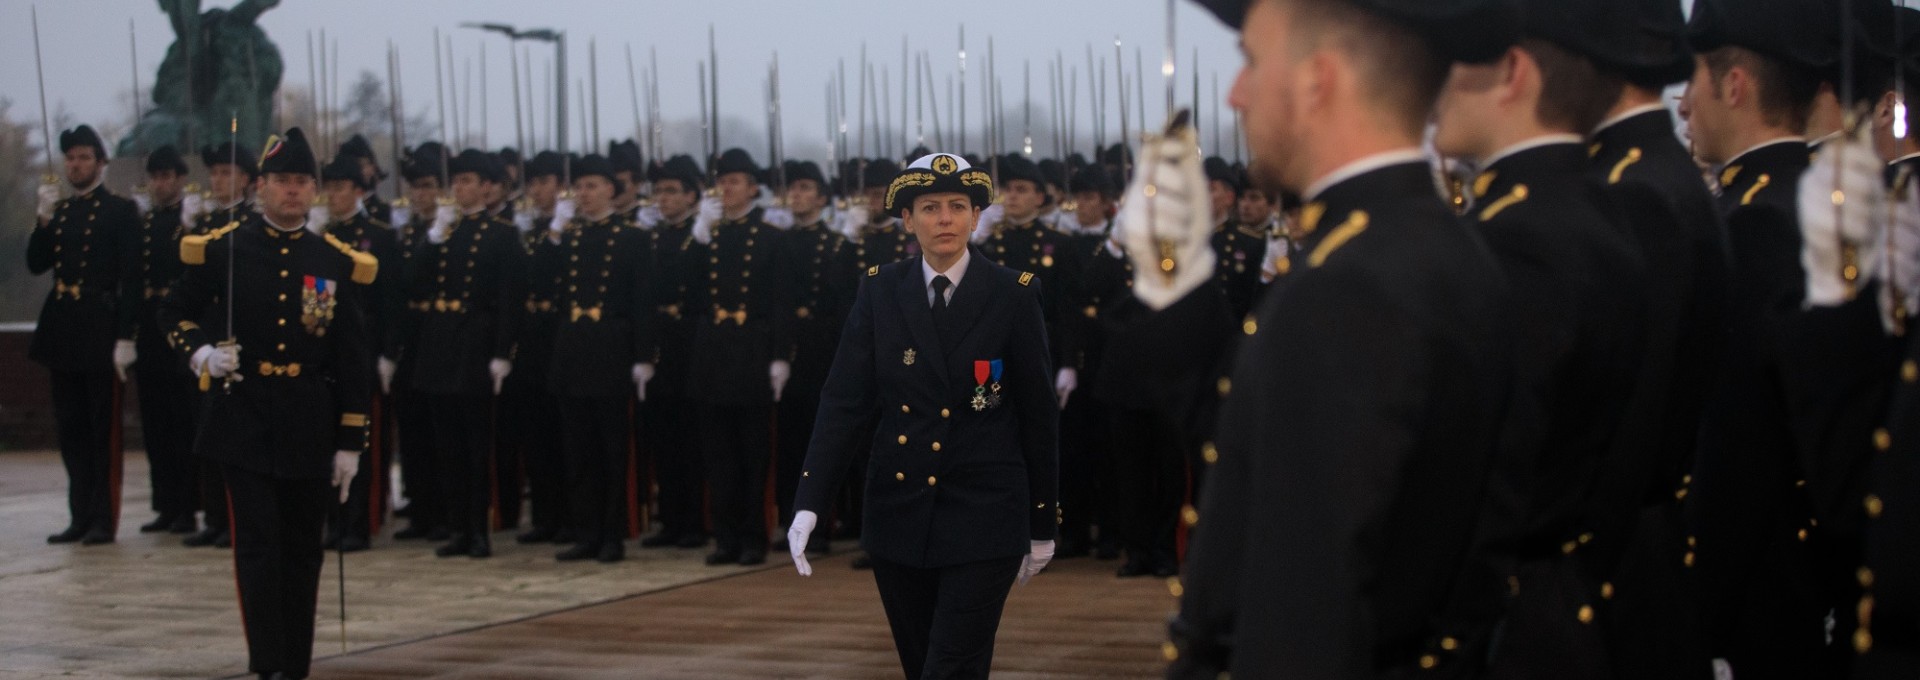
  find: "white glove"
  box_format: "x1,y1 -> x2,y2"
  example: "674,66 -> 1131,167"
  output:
763,207 -> 795,229
632,362 -> 655,402
113,339 -> 136,382
1051,210 -> 1083,235
836,204 -> 872,241
181,192 -> 205,230
489,358 -> 512,395
389,203 -> 411,228
133,191 -> 153,215
376,356 -> 396,394
190,343 -> 242,378
1118,125 -> 1216,311
308,204 -> 331,231
1890,181 -> 1920,324
427,203 -> 457,244
1017,539 -> 1055,586
332,450 -> 359,504
972,202 -> 1006,244
788,509 -> 817,576
770,360 -> 791,403
513,212 -> 534,233
636,204 -> 663,229
1102,237 -> 1126,259
1798,124 -> 1886,308
36,182 -> 59,222
1260,234 -> 1291,284
1054,368 -> 1077,409
691,196 -> 723,245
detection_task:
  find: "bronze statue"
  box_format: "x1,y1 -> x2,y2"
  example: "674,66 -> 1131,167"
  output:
120,0 -> 284,157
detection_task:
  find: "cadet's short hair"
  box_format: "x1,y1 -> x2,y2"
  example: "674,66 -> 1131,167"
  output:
1524,40 -> 1625,136
1703,46 -> 1822,133
1276,0 -> 1452,139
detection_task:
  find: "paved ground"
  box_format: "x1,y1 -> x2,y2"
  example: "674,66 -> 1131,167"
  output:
0,451 -> 1175,678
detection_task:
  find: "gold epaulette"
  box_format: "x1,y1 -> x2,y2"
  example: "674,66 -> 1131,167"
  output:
1017,271 -> 1035,286
322,231 -> 380,284
868,266 -> 880,277
179,221 -> 242,265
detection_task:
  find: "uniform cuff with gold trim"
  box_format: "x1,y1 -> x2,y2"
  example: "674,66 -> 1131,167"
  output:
334,413 -> 369,453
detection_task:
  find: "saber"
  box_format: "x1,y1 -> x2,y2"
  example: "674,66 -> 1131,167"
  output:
1023,60 -> 1032,156
626,44 -> 642,158
480,41 -> 490,149
589,38 -> 601,152
130,19 -> 143,122
959,25 -> 967,155
699,62 -> 711,171
771,52 -> 786,193
650,47 -> 663,162
1192,49 -> 1201,154
434,28 -> 447,151
1212,73 -> 1221,163
708,25 -> 720,186
388,42 -> 406,201
511,42 -> 525,155
1164,0 -> 1176,121
1116,37 -> 1128,167
336,500 -> 347,653
881,65 -> 893,159
1086,46 -> 1100,150
1136,47 -> 1147,144
577,78 -> 589,152
28,4 -> 56,178
858,45 -> 869,198
901,36 -> 911,156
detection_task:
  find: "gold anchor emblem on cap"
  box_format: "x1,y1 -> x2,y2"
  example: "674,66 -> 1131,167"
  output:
903,348 -> 917,366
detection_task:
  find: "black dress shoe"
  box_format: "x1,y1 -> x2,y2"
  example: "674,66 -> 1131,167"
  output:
182,528 -> 222,547
639,532 -> 682,548
435,534 -> 473,558
214,532 -> 232,548
426,527 -> 451,542
337,535 -> 371,553
47,526 -> 86,544
80,528 -> 114,545
675,533 -> 708,549
140,514 -> 174,533
168,515 -> 198,534
516,526 -> 557,544
467,534 -> 492,558
555,543 -> 599,561
738,550 -> 766,566
551,528 -> 576,545
704,549 -> 741,566
596,542 -> 625,563
850,554 -> 873,570
391,524 -> 433,541
1116,560 -> 1152,578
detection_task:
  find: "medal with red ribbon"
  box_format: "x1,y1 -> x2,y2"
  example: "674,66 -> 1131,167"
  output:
972,359 -> 1004,411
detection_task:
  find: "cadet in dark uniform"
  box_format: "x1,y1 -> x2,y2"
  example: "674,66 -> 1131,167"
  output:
512,150 -> 573,545
181,139 -> 258,549
545,154 -> 657,563
155,127 -> 374,680
773,159 -> 852,557
319,153 -> 404,552
684,148 -> 796,566
1059,164 -> 1125,562
1429,4 -> 1656,674
789,152 -> 1059,680
833,158 -> 912,561
1679,2 -> 1833,674
133,144 -> 202,536
407,148 -> 526,559
338,135 -> 392,224
1583,1 -> 1728,676
1161,1 -> 1515,676
390,142 -> 450,541
611,139 -> 645,216
28,124 -> 142,545
1203,157 -> 1267,321
636,154 -> 709,550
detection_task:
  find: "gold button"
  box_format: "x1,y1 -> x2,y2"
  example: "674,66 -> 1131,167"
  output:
277,318 -> 286,326
895,472 -> 905,481
1216,377 -> 1231,397
1419,655 -> 1437,670
1242,317 -> 1257,335
931,442 -> 942,452
1855,629 -> 1873,653
1684,551 -> 1696,567
927,476 -> 937,486
1866,494 -> 1884,518
1201,442 -> 1219,464
1181,505 -> 1199,526
276,343 -> 286,351
1798,528 -> 1809,541
280,248 -> 289,255
901,404 -> 911,414
1167,577 -> 1183,597
1874,428 -> 1892,452
1903,359 -> 1917,383
1577,605 -> 1594,624
278,293 -> 287,301
940,408 -> 950,418
1600,582 -> 1614,599
1859,567 -> 1875,588
1440,636 -> 1458,651
1161,642 -> 1179,662
279,270 -> 288,278
897,435 -> 908,445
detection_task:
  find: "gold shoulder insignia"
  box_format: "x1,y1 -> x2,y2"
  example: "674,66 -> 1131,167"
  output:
1719,165 -> 1742,188
179,221 -> 242,265
1588,142 -> 1603,158
1608,148 -> 1644,185
1478,185 -> 1531,222
322,231 -> 380,284
867,265 -> 880,277
1308,211 -> 1370,268
1018,271 -> 1035,286
1740,174 -> 1771,207
1472,171 -> 1498,199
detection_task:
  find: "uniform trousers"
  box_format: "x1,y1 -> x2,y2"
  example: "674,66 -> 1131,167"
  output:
395,384 -> 442,530
870,553 -> 1025,680
224,464 -> 327,679
562,396 -> 634,547
134,360 -> 199,519
643,398 -> 705,538
697,403 -> 771,553
429,393 -> 495,537
49,369 -> 121,533
1110,407 -> 1185,569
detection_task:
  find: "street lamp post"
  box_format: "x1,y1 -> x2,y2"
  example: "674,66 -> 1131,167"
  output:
465,23 -> 567,156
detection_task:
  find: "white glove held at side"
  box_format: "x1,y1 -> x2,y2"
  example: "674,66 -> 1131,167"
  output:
489,358 -> 512,395
332,451 -> 359,504
770,360 -> 791,403
788,510 -> 817,576
377,356 -> 397,394
633,362 -> 655,402
113,339 -> 137,382
1018,539 -> 1056,586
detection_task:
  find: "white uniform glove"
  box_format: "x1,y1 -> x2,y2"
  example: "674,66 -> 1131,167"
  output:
972,202 -> 1005,244
190,343 -> 242,378
1054,368 -> 1077,409
332,450 -> 359,504
1118,126 -> 1216,311
763,206 -> 795,229
36,182 -> 60,223
113,339 -> 137,382
1798,123 -> 1886,308
181,192 -> 205,230
427,203 -> 457,244
1260,233 -> 1291,284
1050,210 -> 1083,235
770,360 -> 791,402
133,191 -> 153,215
788,509 -> 818,576
636,204 -> 663,229
1890,181 -> 1920,324
376,356 -> 397,394
1018,539 -> 1056,586
513,211 -> 535,233
307,204 -> 330,231
389,202 -> 411,229
489,358 -> 512,394
632,362 -> 655,402
837,204 -> 871,241
691,196 -> 723,245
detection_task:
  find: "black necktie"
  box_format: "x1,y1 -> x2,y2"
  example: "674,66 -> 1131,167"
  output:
931,275 -> 952,315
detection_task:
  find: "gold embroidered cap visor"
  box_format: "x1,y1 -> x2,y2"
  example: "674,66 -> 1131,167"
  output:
885,153 -> 994,216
